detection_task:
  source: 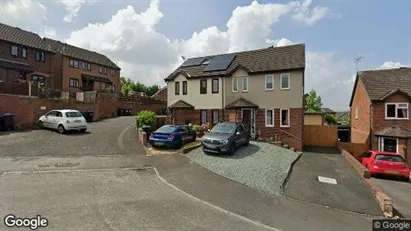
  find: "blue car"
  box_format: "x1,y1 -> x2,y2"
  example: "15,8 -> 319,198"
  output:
149,125 -> 197,148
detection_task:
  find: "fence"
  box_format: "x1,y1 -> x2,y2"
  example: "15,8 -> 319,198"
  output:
337,142 -> 368,158
304,125 -> 337,147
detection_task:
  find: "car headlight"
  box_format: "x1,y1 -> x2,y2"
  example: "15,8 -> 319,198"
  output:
218,140 -> 229,144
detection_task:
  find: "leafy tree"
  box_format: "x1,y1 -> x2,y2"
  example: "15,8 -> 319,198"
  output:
325,114 -> 338,125
120,77 -> 161,96
305,89 -> 323,112
145,85 -> 160,96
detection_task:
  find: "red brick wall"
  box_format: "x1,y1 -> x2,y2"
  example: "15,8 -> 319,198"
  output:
171,108 -> 224,126
60,56 -> 120,94
351,79 -> 371,145
255,108 -> 303,151
153,87 -> 167,101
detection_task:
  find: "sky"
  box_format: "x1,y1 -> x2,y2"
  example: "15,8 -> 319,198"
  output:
0,0 -> 410,111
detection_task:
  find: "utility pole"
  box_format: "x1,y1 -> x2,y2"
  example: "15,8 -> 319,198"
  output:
355,56 -> 364,72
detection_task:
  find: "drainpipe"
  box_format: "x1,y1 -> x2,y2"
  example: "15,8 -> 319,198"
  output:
222,76 -> 225,121
369,103 -> 372,150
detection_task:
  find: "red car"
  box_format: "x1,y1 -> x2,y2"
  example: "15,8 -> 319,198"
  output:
358,150 -> 410,181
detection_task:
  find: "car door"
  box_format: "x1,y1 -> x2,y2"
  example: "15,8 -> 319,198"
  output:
54,111 -> 64,129
235,125 -> 245,145
44,111 -> 57,128
179,126 -> 190,144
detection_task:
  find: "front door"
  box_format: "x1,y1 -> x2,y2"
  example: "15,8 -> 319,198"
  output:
380,137 -> 398,153
242,109 -> 255,137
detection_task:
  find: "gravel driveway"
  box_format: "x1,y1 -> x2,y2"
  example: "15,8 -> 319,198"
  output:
0,117 -> 145,157
187,141 -> 300,195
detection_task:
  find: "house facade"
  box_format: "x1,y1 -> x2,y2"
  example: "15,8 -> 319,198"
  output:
44,38 -> 121,94
0,23 -> 55,91
350,68 -> 411,166
166,44 -> 305,151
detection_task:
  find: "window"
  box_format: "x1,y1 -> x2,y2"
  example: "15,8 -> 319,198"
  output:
200,79 -> 207,94
110,69 -> 116,76
175,82 -> 180,95
55,112 -> 63,117
212,110 -> 219,125
21,48 -> 27,58
81,62 -> 86,70
280,73 -> 290,90
265,75 -> 274,90
47,111 -> 58,117
265,109 -> 274,127
212,79 -> 219,93
69,59 -> 78,68
237,124 -> 245,133
355,106 -> 358,120
109,85 -> 116,93
200,110 -> 207,124
379,137 -> 398,153
280,109 -> 290,127
35,51 -> 45,62
103,67 -> 107,74
69,78 -> 79,88
232,78 -> 238,92
359,152 -> 372,158
99,66 -> 103,73
386,103 -> 409,119
242,77 -> 248,92
87,63 -> 91,71
182,81 -> 187,95
31,75 -> 45,86
11,46 -> 18,56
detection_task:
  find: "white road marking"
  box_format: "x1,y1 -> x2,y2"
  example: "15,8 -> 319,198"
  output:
318,176 -> 337,184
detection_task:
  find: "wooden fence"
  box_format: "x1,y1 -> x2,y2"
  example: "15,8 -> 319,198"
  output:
337,142 -> 368,158
304,125 -> 337,147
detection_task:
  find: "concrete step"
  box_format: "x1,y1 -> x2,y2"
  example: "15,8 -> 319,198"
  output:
290,147 -> 295,152
282,144 -> 289,149
272,141 -> 282,146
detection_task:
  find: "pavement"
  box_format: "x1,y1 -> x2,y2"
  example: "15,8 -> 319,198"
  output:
0,117 -> 381,231
282,146 -> 382,215
371,176 -> 411,218
187,141 -> 300,195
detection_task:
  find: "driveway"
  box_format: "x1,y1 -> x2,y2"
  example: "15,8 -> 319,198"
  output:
187,141 -> 300,195
282,146 -> 381,215
0,116 -> 145,157
0,169 -> 271,231
371,177 -> 411,217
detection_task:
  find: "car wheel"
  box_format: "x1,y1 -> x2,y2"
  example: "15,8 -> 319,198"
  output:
37,121 -> 44,129
58,125 -> 66,134
401,176 -> 410,182
192,135 -> 197,142
244,138 -> 250,146
228,143 -> 236,156
80,128 -> 87,133
176,141 -> 182,149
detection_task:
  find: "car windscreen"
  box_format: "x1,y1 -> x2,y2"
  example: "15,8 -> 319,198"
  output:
65,112 -> 83,118
210,124 -> 236,134
375,154 -> 405,163
156,126 -> 176,133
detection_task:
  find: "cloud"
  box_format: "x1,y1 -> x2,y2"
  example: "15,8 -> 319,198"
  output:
41,26 -> 57,39
59,0 -> 97,22
266,38 -> 295,47
0,0 -> 47,29
378,61 -> 409,69
291,0 -> 330,25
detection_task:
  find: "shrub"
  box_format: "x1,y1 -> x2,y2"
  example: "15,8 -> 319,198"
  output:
325,113 -> 338,125
192,124 -> 201,132
135,110 -> 156,131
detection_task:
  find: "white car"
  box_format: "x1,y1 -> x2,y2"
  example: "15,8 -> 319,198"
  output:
37,109 -> 87,134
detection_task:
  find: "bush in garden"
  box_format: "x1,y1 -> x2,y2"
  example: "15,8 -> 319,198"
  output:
135,110 -> 156,131
192,124 -> 201,132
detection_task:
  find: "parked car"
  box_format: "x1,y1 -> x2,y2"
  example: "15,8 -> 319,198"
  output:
358,150 -> 410,181
201,121 -> 250,155
37,109 -> 87,134
149,125 -> 196,148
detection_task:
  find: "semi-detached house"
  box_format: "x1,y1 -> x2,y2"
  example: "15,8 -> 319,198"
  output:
165,44 -> 305,151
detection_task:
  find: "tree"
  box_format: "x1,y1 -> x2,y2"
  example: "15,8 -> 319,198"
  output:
120,77 -> 161,96
145,85 -> 160,96
305,89 -> 323,112
325,114 -> 338,125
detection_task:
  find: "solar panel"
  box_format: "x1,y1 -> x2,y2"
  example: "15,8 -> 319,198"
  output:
203,54 -> 236,72
181,57 -> 206,67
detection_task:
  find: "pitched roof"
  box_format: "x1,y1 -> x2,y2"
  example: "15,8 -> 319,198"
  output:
0,23 -> 54,52
0,58 -> 33,71
350,67 -> 411,106
169,100 -> 194,109
165,44 -> 305,81
335,111 -> 349,120
82,73 -> 112,84
151,86 -> 167,98
321,108 -> 336,114
225,98 -> 259,109
43,38 -> 120,70
374,125 -> 411,138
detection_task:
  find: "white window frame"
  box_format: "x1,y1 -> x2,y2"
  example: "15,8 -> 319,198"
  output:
212,110 -> 219,125
280,108 -> 290,127
242,77 -> 249,92
379,137 -> 399,153
232,78 -> 238,92
280,73 -> 290,90
385,103 -> 409,120
355,106 -> 358,120
265,109 -> 274,127
265,75 -> 274,91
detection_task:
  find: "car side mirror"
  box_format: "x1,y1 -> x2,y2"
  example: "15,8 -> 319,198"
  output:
236,131 -> 241,135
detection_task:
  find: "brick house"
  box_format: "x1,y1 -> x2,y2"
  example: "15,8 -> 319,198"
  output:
165,44 -> 305,151
350,67 -> 411,166
0,23 -> 55,91
151,86 -> 167,101
44,38 -> 121,94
